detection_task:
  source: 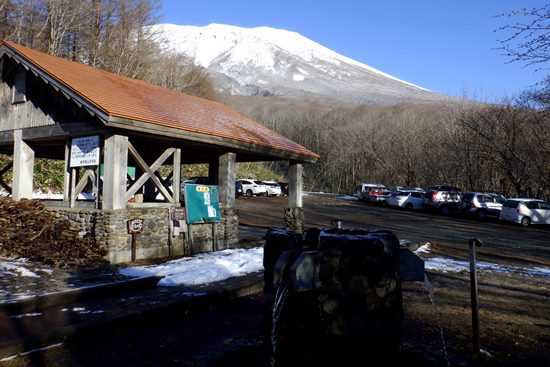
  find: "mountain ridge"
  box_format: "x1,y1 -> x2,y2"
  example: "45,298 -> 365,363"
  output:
151,23 -> 451,105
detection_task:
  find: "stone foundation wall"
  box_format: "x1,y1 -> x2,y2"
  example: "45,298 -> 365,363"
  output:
47,206 -> 240,264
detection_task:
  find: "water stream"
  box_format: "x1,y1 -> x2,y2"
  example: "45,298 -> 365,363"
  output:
423,273 -> 450,367
271,281 -> 291,367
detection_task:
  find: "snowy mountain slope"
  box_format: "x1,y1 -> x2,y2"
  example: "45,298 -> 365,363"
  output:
151,23 -> 449,105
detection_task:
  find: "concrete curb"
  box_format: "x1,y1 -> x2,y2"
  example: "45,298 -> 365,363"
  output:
0,275 -> 163,315
0,272 -> 264,358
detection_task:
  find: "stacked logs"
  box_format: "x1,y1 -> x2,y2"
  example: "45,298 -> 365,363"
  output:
0,197 -> 107,267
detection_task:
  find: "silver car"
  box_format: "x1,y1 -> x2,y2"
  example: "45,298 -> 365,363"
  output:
499,199 -> 550,226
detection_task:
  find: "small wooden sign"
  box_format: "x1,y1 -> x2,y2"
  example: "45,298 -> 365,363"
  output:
127,218 -> 144,234
170,207 -> 186,221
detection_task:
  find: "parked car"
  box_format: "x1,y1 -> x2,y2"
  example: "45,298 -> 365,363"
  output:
354,183 -> 390,203
422,185 -> 462,215
387,190 -> 425,209
238,179 -> 267,197
184,176 -> 212,185
263,181 -> 282,196
460,192 -> 506,220
499,198 -> 550,226
278,182 -> 289,196
389,186 -> 424,194
235,181 -> 244,197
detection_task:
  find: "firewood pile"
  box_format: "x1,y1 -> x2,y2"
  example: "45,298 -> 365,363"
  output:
0,197 -> 107,267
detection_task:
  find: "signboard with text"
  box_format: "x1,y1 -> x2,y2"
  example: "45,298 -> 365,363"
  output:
184,184 -> 220,224
70,136 -> 100,167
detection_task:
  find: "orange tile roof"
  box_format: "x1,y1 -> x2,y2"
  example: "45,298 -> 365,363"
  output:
1,41 -> 319,161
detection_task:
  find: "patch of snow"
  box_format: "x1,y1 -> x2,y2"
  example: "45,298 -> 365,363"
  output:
292,73 -> 305,81
0,342 -> 63,362
10,312 -> 42,319
31,190 -> 94,200
120,247 -> 264,287
414,243 -> 431,254
424,257 -> 550,279
0,262 -> 39,278
257,79 -> 268,84
339,195 -> 358,201
61,307 -> 104,314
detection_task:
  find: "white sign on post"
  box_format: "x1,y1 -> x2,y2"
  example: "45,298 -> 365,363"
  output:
70,136 -> 100,167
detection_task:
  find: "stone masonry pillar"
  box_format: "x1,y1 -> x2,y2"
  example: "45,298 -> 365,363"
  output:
285,161 -> 304,233
102,133 -> 128,210
12,129 -> 34,200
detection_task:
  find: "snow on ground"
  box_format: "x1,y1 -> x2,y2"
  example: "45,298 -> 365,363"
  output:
338,195 -> 358,201
413,243 -> 431,255
0,343 -> 63,362
0,258 -> 40,278
0,190 -> 94,200
414,244 -> 550,279
425,257 -> 550,279
120,247 -> 264,287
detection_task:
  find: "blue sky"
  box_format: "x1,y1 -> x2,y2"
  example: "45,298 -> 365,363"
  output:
161,0 -> 547,102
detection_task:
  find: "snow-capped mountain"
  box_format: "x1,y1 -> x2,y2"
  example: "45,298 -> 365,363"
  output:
151,23 -> 449,105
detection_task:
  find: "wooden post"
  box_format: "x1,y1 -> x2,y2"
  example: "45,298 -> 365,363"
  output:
63,140 -> 71,203
70,167 -> 77,208
218,152 -> 236,209
173,148 -> 181,203
469,237 -> 484,357
12,129 -> 34,200
288,161 -> 303,208
102,132 -> 128,210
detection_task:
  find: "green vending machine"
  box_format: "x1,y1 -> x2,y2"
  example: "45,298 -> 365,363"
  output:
184,184 -> 221,224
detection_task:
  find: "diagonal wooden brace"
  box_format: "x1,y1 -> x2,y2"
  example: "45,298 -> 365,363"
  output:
126,143 -> 176,202
0,161 -> 13,193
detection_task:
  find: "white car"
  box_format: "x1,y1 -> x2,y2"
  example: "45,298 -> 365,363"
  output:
238,179 -> 267,197
387,190 -> 425,209
499,198 -> 550,226
263,181 -> 282,196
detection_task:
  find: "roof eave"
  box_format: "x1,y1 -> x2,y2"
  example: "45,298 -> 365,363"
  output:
0,44 -> 110,124
107,115 -> 318,164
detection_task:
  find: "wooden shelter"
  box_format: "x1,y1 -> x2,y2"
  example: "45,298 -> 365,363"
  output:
0,41 -> 318,263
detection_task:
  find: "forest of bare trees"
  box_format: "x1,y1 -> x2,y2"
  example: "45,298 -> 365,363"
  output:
230,95 -> 550,199
0,1 -> 548,199
0,0 -> 217,99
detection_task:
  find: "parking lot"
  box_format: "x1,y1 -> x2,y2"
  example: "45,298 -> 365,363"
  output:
237,193 -> 550,266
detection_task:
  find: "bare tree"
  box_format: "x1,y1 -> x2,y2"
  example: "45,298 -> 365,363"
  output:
495,4 -> 550,71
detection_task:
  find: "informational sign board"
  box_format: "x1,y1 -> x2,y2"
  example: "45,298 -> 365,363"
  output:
170,207 -> 186,221
184,184 -> 220,224
70,136 -> 100,167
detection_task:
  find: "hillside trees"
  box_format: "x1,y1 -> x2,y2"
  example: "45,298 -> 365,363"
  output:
232,96 -> 550,199
456,102 -> 550,198
0,0 -> 217,99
